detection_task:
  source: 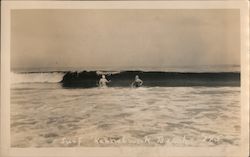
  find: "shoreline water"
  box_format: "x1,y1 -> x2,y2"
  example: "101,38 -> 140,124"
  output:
11,85 -> 240,147
10,66 -> 241,147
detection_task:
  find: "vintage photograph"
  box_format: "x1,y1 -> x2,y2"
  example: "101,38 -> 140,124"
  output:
9,8 -> 242,148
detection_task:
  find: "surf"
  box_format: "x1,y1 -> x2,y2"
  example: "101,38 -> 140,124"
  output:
11,72 -> 65,83
11,70 -> 240,88
60,71 -> 240,88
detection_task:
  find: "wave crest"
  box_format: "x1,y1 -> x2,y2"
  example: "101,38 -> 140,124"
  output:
11,72 -> 65,83
11,71 -> 240,88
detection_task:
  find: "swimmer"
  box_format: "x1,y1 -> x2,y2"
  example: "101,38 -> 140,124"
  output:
131,75 -> 143,88
99,75 -> 111,87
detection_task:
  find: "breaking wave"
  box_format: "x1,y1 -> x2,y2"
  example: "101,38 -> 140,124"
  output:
11,72 -> 65,83
61,71 -> 240,88
11,71 -> 240,87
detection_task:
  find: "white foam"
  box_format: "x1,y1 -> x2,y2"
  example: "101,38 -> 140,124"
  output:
11,72 -> 64,83
96,71 -> 121,75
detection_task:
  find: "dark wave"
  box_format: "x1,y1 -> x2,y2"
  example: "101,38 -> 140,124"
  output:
61,71 -> 240,88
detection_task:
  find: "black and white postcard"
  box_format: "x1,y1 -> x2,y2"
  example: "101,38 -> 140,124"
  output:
1,1 -> 249,157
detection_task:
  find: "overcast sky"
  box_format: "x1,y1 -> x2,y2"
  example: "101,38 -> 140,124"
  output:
11,9 -> 240,70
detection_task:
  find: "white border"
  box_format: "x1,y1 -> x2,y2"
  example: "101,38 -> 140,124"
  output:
1,1 -> 249,157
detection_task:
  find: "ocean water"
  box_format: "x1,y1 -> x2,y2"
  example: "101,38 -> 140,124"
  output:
10,71 -> 240,147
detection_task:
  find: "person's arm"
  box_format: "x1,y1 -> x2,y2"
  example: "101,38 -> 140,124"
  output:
139,79 -> 143,86
105,79 -> 110,83
131,81 -> 135,87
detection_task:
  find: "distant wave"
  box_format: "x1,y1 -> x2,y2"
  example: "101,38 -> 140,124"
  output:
11,71 -> 240,87
61,71 -> 240,88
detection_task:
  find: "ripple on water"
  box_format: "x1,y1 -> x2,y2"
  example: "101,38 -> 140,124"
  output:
11,85 -> 240,147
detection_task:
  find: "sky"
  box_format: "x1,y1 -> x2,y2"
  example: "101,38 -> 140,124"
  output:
11,9 -> 240,71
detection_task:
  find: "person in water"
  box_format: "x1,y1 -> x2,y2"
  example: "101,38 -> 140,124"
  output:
99,75 -> 110,87
131,75 -> 143,87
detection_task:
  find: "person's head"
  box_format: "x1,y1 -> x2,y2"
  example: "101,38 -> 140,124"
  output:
102,75 -> 105,79
135,75 -> 139,79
